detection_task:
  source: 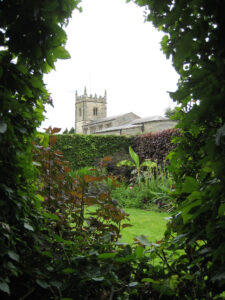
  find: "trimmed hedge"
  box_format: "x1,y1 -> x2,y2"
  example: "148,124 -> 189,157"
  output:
133,129 -> 180,165
55,129 -> 179,171
55,134 -> 133,170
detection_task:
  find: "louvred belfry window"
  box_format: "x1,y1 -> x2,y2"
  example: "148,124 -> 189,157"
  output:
93,107 -> 98,116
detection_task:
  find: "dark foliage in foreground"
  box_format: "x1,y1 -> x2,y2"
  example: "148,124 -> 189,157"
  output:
1,0 -> 225,299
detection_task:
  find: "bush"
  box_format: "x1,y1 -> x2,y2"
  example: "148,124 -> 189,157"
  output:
133,128 -> 180,165
112,184 -> 153,208
55,133 -> 133,170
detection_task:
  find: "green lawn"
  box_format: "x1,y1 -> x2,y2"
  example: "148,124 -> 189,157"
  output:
119,208 -> 170,244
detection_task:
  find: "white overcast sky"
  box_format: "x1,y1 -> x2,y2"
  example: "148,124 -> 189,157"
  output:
41,0 -> 179,131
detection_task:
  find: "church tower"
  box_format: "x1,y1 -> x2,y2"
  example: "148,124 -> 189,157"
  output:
75,87 -> 107,133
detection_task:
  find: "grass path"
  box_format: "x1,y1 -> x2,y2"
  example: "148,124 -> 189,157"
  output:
119,208 -> 170,244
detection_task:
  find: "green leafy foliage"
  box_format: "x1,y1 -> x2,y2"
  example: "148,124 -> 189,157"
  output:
113,165 -> 175,211
55,133 -> 133,169
34,128 -> 129,246
164,106 -> 180,120
132,0 -> 225,298
0,0 -> 81,297
116,147 -> 174,210
112,184 -> 153,208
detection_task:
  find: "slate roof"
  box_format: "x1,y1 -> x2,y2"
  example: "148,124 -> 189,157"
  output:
94,115 -> 170,133
131,115 -> 168,124
82,112 -> 140,126
95,123 -> 142,133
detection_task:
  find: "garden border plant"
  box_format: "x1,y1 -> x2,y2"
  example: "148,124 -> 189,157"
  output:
114,146 -> 175,210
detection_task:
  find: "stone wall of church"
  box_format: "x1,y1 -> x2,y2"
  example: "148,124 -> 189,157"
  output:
95,120 -> 177,136
75,91 -> 107,134
121,126 -> 143,135
82,100 -> 107,122
75,120 -> 88,134
143,120 -> 177,133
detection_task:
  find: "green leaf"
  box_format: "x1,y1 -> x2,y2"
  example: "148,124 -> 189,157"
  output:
181,198 -> 201,224
182,176 -> 199,193
202,161 -> 214,173
134,235 -> 152,247
42,62 -> 52,73
128,281 -> 138,287
115,254 -> 135,263
36,279 -> 49,289
8,251 -> 19,262
62,268 -> 76,274
142,278 -> 158,283
16,63 -> 27,74
30,77 -> 43,89
92,277 -> 104,281
24,222 -> 34,231
169,275 -> 179,290
129,146 -> 139,168
23,85 -> 33,97
43,212 -> 60,221
42,251 -> 53,258
50,281 -> 62,288
161,35 -> 169,56
53,46 -> 71,59
0,122 -> 7,133
218,203 -> 225,217
0,282 -> 10,294
32,161 -> 42,167
141,160 -> 157,169
98,252 -> 117,259
176,32 -> 193,61
135,246 -> 144,258
53,234 -> 64,243
117,159 -> 135,167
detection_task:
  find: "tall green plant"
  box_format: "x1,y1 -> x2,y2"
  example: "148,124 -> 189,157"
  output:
117,146 -> 157,183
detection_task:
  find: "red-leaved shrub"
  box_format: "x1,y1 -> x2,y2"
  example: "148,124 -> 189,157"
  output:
133,129 -> 180,165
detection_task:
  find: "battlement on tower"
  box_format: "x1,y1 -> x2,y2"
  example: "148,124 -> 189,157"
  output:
75,87 -> 107,133
75,87 -> 107,104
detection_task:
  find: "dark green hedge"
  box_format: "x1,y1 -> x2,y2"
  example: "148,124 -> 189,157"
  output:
55,130 -> 179,171
55,134 -> 133,170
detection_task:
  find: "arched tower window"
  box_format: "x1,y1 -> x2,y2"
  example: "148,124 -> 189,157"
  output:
79,108 -> 82,117
93,107 -> 98,116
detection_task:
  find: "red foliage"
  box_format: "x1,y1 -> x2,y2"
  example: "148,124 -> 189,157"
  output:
133,129 -> 180,165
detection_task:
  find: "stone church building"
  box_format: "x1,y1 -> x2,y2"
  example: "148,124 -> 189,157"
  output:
75,88 -> 177,135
